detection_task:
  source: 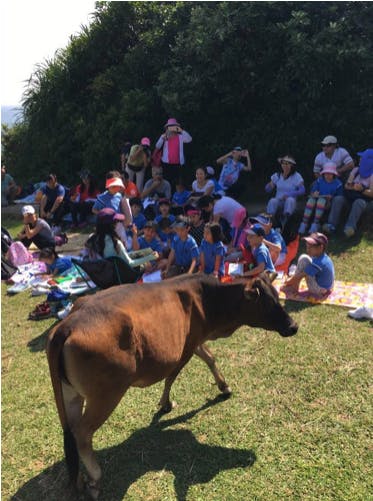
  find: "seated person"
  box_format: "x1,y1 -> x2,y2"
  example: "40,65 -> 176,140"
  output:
163,219 -> 200,278
282,232 -> 334,296
85,209 -> 157,271
38,247 -> 73,276
141,166 -> 172,219
69,170 -> 100,228
132,220 -> 163,254
216,147 -> 252,197
187,208 -> 205,246
187,167 -> 215,207
40,173 -> 68,225
155,198 -> 176,225
241,224 -> 276,277
1,165 -> 19,206
249,214 -> 288,269
17,205 -> 56,250
298,162 -> 343,235
199,222 -> 225,278
157,217 -> 176,254
313,135 -> 354,180
171,179 -> 191,215
129,197 -> 147,231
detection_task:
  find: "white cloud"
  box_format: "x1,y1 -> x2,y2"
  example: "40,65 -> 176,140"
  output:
1,0 -> 95,106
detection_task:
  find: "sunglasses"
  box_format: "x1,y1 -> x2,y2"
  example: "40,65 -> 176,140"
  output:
322,143 -> 334,147
281,161 -> 293,165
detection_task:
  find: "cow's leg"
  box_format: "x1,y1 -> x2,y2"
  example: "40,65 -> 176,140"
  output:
73,390 -> 125,499
158,358 -> 193,413
194,344 -> 232,395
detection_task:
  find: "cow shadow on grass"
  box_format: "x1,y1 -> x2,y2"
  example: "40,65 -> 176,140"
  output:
11,396 -> 256,501
27,321 -> 59,352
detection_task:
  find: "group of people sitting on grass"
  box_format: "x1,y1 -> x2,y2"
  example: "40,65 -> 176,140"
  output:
7,119 -> 373,298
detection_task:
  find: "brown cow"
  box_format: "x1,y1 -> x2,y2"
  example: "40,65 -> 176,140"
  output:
47,273 -> 297,498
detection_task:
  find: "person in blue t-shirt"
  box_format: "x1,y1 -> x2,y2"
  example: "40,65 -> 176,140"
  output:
171,179 -> 192,215
163,219 -> 200,278
299,162 -> 343,234
132,220 -> 164,254
155,199 -> 176,241
199,222 -> 225,277
40,173 -> 68,225
241,224 -> 276,277
283,232 -> 334,296
38,247 -> 72,276
129,198 -> 147,231
250,214 -> 287,268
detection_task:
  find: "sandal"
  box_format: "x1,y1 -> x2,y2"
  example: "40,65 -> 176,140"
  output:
29,301 -> 53,320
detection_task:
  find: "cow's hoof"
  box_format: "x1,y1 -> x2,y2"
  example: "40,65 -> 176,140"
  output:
218,383 -> 232,396
159,400 -> 176,413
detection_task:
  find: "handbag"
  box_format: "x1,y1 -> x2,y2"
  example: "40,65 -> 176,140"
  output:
344,189 -> 370,203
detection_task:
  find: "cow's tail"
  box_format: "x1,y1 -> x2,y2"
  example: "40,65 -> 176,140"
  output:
46,324 -> 79,485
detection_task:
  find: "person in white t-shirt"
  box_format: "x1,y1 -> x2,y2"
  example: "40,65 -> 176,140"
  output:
265,155 -> 305,227
313,135 -> 354,179
188,166 -> 215,207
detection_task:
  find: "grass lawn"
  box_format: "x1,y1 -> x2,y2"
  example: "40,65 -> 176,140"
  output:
1,214 -> 372,500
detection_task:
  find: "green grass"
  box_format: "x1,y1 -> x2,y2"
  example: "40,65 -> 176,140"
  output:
2,216 -> 372,500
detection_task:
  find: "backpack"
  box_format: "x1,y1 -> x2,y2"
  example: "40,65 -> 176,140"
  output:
6,242 -> 33,267
1,227 -> 14,254
1,257 -> 18,280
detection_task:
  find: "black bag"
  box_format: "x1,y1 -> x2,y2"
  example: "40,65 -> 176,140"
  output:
72,256 -> 140,289
1,257 -> 17,280
344,189 -> 370,203
1,227 -> 14,254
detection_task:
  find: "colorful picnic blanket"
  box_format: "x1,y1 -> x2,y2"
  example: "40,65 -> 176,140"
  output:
273,276 -> 373,309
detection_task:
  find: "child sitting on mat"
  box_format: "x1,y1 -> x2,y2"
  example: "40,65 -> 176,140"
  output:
282,232 -> 334,296
241,224 -> 276,277
39,248 -> 73,276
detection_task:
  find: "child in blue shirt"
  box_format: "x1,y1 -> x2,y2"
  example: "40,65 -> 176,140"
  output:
171,180 -> 192,215
199,222 -> 225,277
132,221 -> 163,254
242,224 -> 276,277
129,198 -> 147,231
163,219 -> 200,277
283,232 -> 334,295
299,162 -> 343,234
39,247 -> 72,276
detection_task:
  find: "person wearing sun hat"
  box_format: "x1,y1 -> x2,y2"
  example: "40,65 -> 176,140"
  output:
298,161 -> 343,235
265,154 -> 305,228
155,118 -> 192,191
17,204 -> 56,250
282,232 -> 334,296
313,135 -> 354,179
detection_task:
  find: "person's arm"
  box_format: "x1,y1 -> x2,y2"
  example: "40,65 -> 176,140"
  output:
265,180 -> 275,193
141,180 -> 160,199
283,183 -> 305,198
199,251 -> 205,273
131,225 -> 140,250
155,134 -> 166,150
181,130 -> 192,143
216,152 -> 232,165
39,194 -> 48,218
48,195 -> 64,217
242,150 -> 252,172
337,160 -> 354,174
204,181 -> 215,197
187,257 -> 198,274
263,238 -> 281,262
120,196 -> 133,225
213,254 -> 223,277
163,248 -> 175,276
242,261 -> 265,277
24,221 -> 42,239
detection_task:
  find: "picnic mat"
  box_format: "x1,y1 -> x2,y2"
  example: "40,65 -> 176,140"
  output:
273,276 -> 373,309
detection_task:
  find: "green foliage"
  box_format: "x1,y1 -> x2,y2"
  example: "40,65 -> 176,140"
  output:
2,2 -> 373,188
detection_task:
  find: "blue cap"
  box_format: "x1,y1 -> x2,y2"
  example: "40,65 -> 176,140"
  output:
245,223 -> 266,237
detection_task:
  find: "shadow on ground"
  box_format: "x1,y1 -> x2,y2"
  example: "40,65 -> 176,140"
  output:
11,397 -> 256,501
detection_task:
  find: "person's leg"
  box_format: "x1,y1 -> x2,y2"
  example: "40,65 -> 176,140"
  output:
135,168 -> 146,193
284,196 -> 297,216
325,195 -> 346,231
309,196 -> 328,232
302,196 -> 317,224
344,199 -> 367,236
266,197 -> 281,216
79,201 -> 94,224
305,276 -> 328,295
125,165 -> 135,183
283,254 -> 311,290
70,202 -> 79,226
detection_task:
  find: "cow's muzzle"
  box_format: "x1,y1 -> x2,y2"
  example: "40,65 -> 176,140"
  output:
279,322 -> 298,337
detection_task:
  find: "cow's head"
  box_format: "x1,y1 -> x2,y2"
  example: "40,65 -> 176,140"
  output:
242,274 -> 298,337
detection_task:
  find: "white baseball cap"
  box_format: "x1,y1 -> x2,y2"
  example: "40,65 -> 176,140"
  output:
22,205 -> 36,216
321,135 -> 338,145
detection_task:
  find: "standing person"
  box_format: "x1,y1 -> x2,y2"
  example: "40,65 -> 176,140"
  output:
282,232 -> 335,296
1,165 -> 18,206
39,174 -> 68,225
155,118 -> 192,190
199,222 -> 226,278
120,140 -> 132,171
216,147 -> 252,197
69,170 -> 100,228
265,155 -> 305,228
126,137 -> 152,192
17,205 -> 56,250
313,135 -> 354,180
298,162 -> 343,234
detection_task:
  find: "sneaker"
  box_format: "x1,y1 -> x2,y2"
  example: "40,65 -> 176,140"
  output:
57,302 -> 74,320
309,222 -> 319,233
298,222 -> 307,235
322,223 -> 335,235
348,306 -> 373,320
344,227 -> 355,238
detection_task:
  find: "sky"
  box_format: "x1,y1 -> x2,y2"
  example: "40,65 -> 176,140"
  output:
1,0 -> 96,107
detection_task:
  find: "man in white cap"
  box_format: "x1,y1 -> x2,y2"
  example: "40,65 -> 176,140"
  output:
17,205 -> 56,250
313,135 -> 354,179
